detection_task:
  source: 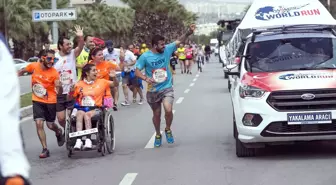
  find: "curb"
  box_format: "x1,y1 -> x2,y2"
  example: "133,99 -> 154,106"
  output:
20,105 -> 33,119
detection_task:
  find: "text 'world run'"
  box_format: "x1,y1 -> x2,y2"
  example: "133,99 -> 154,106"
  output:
266,9 -> 320,20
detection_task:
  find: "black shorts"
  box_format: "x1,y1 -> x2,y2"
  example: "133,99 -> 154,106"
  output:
33,101 -> 56,122
56,94 -> 75,112
122,72 -> 140,87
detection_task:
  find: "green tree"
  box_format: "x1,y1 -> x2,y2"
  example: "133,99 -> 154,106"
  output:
3,0 -> 197,59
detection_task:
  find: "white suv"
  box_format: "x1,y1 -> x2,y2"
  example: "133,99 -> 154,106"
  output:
227,26 -> 336,157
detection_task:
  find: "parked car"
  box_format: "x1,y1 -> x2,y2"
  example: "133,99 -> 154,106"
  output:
14,59 -> 29,75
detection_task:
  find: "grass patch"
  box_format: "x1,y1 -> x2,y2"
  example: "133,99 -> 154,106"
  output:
21,92 -> 32,108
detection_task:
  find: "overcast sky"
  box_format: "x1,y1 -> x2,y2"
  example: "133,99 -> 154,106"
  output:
105,0 -> 252,6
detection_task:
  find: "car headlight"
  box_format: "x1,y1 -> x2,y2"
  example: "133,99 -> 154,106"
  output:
239,84 -> 266,98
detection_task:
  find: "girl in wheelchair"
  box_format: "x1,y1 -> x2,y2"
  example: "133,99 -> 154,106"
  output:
71,64 -> 118,150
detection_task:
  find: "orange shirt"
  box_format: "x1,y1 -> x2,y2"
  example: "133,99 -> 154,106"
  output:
89,60 -> 118,80
89,60 -> 118,97
25,62 -> 59,104
73,79 -> 110,107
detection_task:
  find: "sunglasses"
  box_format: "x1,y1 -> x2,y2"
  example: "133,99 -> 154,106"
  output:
41,56 -> 59,63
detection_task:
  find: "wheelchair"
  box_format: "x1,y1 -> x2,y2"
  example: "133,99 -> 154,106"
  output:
64,106 -> 115,158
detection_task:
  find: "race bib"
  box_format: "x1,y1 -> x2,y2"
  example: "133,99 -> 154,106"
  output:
60,71 -> 71,85
152,68 -> 167,83
32,83 -> 47,98
81,96 -> 95,106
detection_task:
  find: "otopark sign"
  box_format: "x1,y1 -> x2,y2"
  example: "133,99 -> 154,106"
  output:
32,8 -> 77,22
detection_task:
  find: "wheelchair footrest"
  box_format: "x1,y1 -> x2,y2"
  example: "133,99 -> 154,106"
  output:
69,128 -> 98,138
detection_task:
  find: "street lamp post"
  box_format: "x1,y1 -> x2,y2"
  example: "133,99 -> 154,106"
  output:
51,0 -> 58,44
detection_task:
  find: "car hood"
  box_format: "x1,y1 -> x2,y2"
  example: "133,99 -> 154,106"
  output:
241,70 -> 336,91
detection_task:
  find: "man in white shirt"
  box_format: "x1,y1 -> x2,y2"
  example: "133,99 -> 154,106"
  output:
118,44 -> 138,106
0,33 -> 31,185
54,25 -> 84,145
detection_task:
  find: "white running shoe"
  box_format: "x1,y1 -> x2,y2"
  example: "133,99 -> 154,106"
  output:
83,138 -> 92,150
74,139 -> 83,150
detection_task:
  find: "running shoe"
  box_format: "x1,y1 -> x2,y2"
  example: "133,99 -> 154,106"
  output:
56,129 -> 65,146
121,101 -> 130,106
39,148 -> 50,158
154,134 -> 162,147
165,129 -> 175,144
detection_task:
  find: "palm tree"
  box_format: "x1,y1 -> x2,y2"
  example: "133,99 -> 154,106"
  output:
121,0 -> 197,44
4,0 -> 195,59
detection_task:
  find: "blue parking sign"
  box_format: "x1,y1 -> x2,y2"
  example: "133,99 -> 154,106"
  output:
34,12 -> 40,20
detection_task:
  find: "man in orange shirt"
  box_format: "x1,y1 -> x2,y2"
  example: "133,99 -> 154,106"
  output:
18,50 -> 63,158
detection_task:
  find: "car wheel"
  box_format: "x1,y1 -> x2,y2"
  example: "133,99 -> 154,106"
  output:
236,138 -> 256,157
233,112 -> 256,157
224,73 -> 228,79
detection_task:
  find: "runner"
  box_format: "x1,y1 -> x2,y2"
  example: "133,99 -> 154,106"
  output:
76,35 -> 95,80
18,49 -> 63,158
88,47 -> 120,109
103,40 -> 125,110
135,24 -> 196,147
54,25 -> 85,142
119,44 -> 139,106
128,44 -> 144,104
177,44 -> 186,73
0,33 -> 31,185
185,44 -> 194,74
140,43 -> 149,55
204,44 -> 211,62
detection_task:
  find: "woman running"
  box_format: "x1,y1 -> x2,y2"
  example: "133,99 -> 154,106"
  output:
185,44 -> 193,74
177,43 -> 186,74
88,47 -> 120,110
71,64 -> 118,150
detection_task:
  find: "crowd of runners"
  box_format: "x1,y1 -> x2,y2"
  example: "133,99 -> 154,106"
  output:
15,24 -> 213,159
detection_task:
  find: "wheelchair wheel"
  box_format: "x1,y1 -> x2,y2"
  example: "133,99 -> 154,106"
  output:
65,109 -> 73,158
104,109 -> 115,154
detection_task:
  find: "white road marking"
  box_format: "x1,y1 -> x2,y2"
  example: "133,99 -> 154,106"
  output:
176,97 -> 184,104
145,131 -> 163,148
184,89 -> 190,93
119,173 -> 138,185
193,78 -> 197,82
190,83 -> 195,87
196,74 -> 199,77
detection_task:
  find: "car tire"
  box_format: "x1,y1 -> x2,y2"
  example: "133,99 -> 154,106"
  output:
224,73 -> 228,79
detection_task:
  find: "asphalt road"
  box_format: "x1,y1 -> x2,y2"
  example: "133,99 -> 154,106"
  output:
19,75 -> 32,95
21,58 -> 336,185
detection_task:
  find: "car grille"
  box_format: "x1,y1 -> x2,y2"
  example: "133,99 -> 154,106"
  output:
266,89 -> 336,111
261,121 -> 336,137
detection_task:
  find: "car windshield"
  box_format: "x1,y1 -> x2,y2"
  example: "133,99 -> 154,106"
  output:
210,43 -> 217,47
246,37 -> 336,72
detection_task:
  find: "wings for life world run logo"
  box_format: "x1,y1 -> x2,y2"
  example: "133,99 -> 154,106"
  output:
279,73 -> 334,80
255,4 -> 321,21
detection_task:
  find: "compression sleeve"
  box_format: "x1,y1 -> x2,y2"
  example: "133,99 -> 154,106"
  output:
0,36 -> 30,178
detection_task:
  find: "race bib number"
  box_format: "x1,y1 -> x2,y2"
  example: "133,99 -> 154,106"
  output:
60,71 -> 71,85
81,96 -> 95,106
32,84 -> 47,98
152,68 -> 167,83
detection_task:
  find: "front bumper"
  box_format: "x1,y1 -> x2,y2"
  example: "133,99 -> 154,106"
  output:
235,92 -> 336,143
